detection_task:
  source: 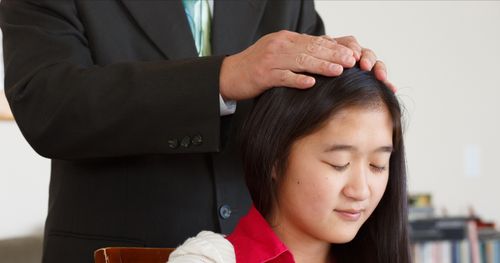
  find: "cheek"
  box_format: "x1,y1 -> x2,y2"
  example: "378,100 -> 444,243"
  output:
282,171 -> 341,214
280,149 -> 342,215
367,175 -> 389,212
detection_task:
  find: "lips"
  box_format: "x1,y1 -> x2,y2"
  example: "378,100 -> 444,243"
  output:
334,209 -> 363,221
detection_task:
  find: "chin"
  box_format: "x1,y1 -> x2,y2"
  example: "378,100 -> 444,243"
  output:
326,230 -> 358,244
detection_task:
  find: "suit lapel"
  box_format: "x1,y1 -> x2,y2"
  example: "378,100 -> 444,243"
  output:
119,0 -> 267,58
212,0 -> 267,55
119,0 -> 198,59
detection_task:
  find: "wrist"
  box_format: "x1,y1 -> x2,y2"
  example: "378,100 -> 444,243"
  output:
219,55 -> 235,101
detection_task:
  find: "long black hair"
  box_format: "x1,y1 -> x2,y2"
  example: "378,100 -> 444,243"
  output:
239,66 -> 411,263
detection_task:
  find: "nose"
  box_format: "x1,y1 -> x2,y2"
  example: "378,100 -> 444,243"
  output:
342,164 -> 370,201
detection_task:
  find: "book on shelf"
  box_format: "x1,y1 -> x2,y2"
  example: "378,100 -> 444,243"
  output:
410,217 -> 500,263
408,193 -> 500,262
411,217 -> 472,241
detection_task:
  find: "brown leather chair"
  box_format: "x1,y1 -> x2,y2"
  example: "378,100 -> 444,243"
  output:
94,247 -> 175,263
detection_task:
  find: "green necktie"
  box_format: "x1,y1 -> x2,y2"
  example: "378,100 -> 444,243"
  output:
182,0 -> 212,56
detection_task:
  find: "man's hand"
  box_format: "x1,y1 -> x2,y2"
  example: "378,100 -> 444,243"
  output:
335,36 -> 397,92
220,30 -> 394,101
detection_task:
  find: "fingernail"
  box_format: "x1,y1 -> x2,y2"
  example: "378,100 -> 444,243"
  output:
304,77 -> 315,86
329,64 -> 340,73
343,55 -> 355,65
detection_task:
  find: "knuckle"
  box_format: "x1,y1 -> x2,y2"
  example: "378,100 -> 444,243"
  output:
306,41 -> 318,53
278,70 -> 293,86
322,61 -> 331,73
344,47 -> 354,56
346,35 -> 357,42
262,32 -> 277,42
267,38 -> 288,53
331,48 -> 341,59
265,39 -> 280,53
279,71 -> 289,84
376,60 -> 386,70
295,53 -> 308,68
322,34 -> 335,41
314,36 -> 325,45
363,48 -> 373,54
277,30 -> 292,39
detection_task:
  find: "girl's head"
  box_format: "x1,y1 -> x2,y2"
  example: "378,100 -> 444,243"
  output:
240,66 -> 410,262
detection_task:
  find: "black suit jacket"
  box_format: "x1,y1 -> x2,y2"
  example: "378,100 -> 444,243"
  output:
0,0 -> 324,262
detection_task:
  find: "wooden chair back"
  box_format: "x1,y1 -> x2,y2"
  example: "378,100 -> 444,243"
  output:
94,247 -> 175,263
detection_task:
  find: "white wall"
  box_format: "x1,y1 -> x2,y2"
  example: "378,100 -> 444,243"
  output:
0,122 -> 49,238
316,1 -> 500,223
1,1 -> 499,240
0,30 -> 50,239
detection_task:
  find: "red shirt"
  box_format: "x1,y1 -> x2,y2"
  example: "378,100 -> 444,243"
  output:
227,205 -> 295,263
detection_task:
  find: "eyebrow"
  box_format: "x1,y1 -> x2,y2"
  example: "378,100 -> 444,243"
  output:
324,144 -> 393,153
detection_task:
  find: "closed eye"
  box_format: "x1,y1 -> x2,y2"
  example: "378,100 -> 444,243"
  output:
331,162 -> 350,172
370,164 -> 387,173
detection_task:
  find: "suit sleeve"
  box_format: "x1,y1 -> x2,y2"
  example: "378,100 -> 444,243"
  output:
298,0 -> 326,36
0,0 -> 222,159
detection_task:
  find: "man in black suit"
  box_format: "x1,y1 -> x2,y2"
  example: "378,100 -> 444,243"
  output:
0,0 -> 392,262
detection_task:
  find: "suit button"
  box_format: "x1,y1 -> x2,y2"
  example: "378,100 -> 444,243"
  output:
219,205 -> 232,219
191,134 -> 203,146
167,138 -> 179,149
180,136 -> 191,148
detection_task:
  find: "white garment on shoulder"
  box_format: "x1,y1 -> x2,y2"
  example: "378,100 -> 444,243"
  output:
167,231 -> 236,263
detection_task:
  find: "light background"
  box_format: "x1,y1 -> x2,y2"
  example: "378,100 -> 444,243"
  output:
316,0 -> 500,224
1,1 -> 499,239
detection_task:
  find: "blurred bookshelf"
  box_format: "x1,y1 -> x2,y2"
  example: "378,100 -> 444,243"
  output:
409,193 -> 500,263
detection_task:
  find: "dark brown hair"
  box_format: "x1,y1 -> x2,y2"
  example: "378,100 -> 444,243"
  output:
239,66 -> 411,263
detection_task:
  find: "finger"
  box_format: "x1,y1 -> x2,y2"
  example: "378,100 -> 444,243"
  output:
360,48 -> 377,71
317,43 -> 356,67
384,80 -> 397,93
334,36 -> 362,60
373,60 -> 387,82
373,61 -> 397,93
300,34 -> 340,51
299,35 -> 355,67
268,69 -> 316,89
320,35 -> 337,44
291,53 -> 344,76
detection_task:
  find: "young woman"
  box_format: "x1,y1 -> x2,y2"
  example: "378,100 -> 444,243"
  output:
168,66 -> 411,263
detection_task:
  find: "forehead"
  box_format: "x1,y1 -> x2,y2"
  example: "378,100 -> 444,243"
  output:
330,103 -> 391,123
309,105 -> 393,147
